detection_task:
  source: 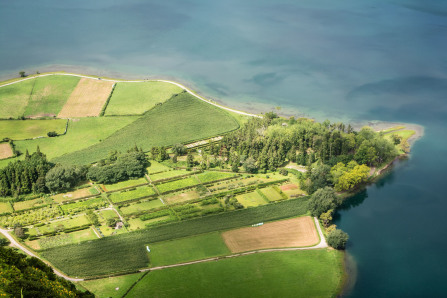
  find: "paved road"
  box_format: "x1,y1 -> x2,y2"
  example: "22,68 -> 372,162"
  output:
0,228 -> 84,282
0,73 -> 261,118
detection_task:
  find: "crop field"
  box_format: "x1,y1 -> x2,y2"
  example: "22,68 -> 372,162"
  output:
13,197 -> 50,211
163,189 -> 200,205
0,116 -> 139,168
98,210 -> 119,221
80,272 -> 145,298
148,232 -> 230,267
156,177 -> 200,194
108,186 -> 156,204
37,228 -> 98,250
0,119 -> 67,140
196,171 -> 236,184
146,161 -> 171,174
58,78 -> 114,118
104,81 -> 182,115
0,79 -> 34,118
41,196 -> 309,277
54,92 -> 239,165
103,178 -> 148,192
120,199 -> 164,216
28,215 -> 91,236
0,202 -> 13,214
0,143 -> 13,159
207,176 -> 266,192
280,183 -> 306,198
222,216 -> 318,253
236,191 -> 269,207
52,187 -> 98,203
126,250 -> 344,298
24,75 -> 81,117
260,187 -> 284,202
149,170 -> 188,181
60,197 -> 107,213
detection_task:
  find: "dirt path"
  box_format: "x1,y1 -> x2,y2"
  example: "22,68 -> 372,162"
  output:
0,228 -> 84,282
0,73 -> 260,118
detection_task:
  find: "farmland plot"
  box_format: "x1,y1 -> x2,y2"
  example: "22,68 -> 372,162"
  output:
52,187 -> 99,203
156,177 -> 200,194
103,178 -> 148,192
0,119 -> 67,140
108,186 -> 156,204
0,143 -> 13,159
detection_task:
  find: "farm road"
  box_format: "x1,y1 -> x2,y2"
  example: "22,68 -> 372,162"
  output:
0,73 -> 261,118
0,228 -> 84,282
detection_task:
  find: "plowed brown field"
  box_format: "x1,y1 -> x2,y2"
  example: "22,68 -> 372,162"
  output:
222,216 -> 319,253
0,143 -> 13,159
58,78 -> 114,118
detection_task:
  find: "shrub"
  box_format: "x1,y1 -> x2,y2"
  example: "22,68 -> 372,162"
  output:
327,229 -> 349,250
47,131 -> 58,137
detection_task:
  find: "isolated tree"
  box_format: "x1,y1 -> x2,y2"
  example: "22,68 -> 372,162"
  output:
327,229 -> 349,249
308,187 -> 338,217
19,71 -> 26,77
186,153 -> 194,168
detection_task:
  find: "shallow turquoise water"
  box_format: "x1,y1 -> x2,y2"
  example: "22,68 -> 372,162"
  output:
1,0 -> 447,296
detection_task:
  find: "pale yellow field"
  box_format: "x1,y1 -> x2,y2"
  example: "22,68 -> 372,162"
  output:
0,143 -> 13,159
222,216 -> 318,253
58,78 -> 114,118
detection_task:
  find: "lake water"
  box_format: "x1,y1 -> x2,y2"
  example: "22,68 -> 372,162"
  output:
1,0 -> 447,296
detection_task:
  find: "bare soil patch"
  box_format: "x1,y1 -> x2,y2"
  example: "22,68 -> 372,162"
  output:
0,143 -> 13,159
58,78 -> 114,118
222,216 -> 319,253
280,184 -> 298,191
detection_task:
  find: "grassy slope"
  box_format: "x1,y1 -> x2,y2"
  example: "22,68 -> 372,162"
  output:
127,250 -> 344,298
80,272 -> 144,298
148,232 -> 230,267
54,92 -> 239,165
24,76 -> 80,116
41,196 -> 309,277
0,117 -> 139,168
105,82 -> 182,115
0,119 -> 67,140
0,79 -> 34,118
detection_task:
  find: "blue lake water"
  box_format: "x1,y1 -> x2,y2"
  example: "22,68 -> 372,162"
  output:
1,0 -> 447,296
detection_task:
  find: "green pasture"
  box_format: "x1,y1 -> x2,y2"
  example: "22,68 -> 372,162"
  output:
105,81 -> 182,115
156,177 -> 200,193
109,186 -> 156,204
149,170 -> 188,181
54,92 -> 239,165
148,232 -> 230,267
80,272 -> 145,298
98,210 -> 119,221
38,228 -> 98,250
60,197 -> 107,213
103,178 -> 148,192
120,199 -> 164,216
146,161 -> 171,174
236,191 -> 269,207
0,119 -> 67,140
0,79 -> 34,118
0,202 -> 13,214
196,171 -> 236,184
260,187 -> 284,202
0,116 -> 139,168
41,196 -> 309,277
13,197 -> 51,211
127,250 -> 344,298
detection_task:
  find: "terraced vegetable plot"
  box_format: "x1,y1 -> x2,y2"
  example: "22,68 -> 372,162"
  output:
196,171 -> 236,184
120,199 -> 164,216
109,187 -> 156,204
149,170 -> 188,181
60,197 -> 107,213
156,177 -> 200,193
103,178 -> 148,192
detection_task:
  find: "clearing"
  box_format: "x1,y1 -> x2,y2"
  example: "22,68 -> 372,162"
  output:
0,143 -> 13,159
222,216 -> 319,253
105,81 -> 182,115
58,78 -> 114,118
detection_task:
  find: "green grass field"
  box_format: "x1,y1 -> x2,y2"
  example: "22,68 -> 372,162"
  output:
38,228 -> 98,250
149,170 -> 188,181
236,191 -> 269,207
260,187 -> 284,202
98,210 -> 119,221
52,187 -> 98,203
0,79 -> 34,118
109,187 -> 156,204
146,161 -> 171,174
148,232 -> 230,267
156,177 -> 200,193
41,196 -> 309,277
0,202 -> 13,214
28,215 -> 91,236
53,92 -> 239,165
105,82 -> 182,115
60,197 -> 107,213
24,75 -> 80,117
0,116 -> 139,168
80,272 -> 145,298
13,197 -> 50,211
127,249 -> 344,298
120,199 -> 164,216
0,119 -> 67,140
103,178 -> 148,192
196,171 -> 236,184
